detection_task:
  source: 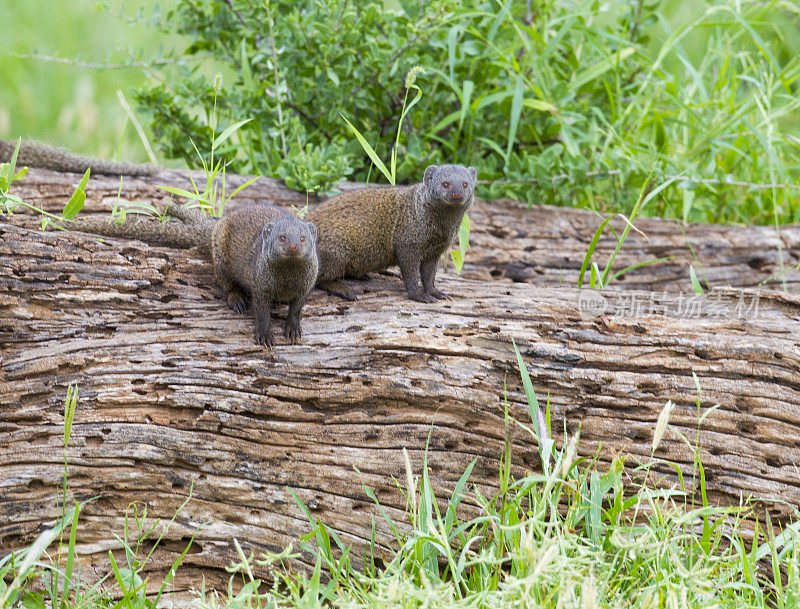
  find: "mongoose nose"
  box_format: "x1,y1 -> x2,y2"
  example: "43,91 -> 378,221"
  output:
452,192 -> 462,200
287,243 -> 298,253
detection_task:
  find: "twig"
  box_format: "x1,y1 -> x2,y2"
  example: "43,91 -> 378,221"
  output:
10,52 -> 185,70
264,3 -> 287,158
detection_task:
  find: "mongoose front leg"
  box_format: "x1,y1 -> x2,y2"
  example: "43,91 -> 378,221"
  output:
420,256 -> 450,301
252,295 -> 274,348
398,252 -> 435,303
284,297 -> 306,344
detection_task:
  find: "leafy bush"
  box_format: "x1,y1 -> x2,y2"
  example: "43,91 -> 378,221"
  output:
136,0 -> 800,223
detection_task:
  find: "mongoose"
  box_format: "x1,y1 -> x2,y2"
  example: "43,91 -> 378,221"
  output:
307,163 -> 477,302
69,205 -> 319,348
0,140 -> 157,176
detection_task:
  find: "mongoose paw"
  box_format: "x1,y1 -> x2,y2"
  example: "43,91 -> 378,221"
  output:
284,321 -> 302,344
427,288 -> 452,301
227,292 -> 248,314
255,326 -> 274,349
409,292 -> 437,304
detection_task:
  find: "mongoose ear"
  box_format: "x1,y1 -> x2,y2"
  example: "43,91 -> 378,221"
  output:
423,165 -> 439,186
468,166 -> 478,182
306,222 -> 318,241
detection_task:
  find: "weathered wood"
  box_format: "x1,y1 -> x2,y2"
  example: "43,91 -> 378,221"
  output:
2,168 -> 800,597
8,166 -> 800,292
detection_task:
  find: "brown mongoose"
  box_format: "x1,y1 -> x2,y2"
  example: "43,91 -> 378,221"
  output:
69,204 -> 319,347
307,163 -> 477,302
0,139 -> 157,176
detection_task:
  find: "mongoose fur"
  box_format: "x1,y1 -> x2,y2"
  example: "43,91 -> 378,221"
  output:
0,140 -> 157,176
307,163 -> 477,302
70,205 -> 319,347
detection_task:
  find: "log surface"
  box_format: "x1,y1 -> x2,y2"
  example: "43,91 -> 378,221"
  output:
1,168 -> 799,596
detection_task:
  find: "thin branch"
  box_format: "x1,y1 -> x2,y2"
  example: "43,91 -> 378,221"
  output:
9,52 -> 187,70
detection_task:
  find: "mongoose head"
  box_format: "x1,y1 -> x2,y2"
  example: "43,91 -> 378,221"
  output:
261,217 -> 318,261
423,164 -> 478,207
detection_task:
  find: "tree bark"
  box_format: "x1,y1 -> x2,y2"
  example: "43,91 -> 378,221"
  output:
2,168 -> 799,597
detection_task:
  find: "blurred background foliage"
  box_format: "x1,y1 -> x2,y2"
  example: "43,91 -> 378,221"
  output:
1,0 -> 798,223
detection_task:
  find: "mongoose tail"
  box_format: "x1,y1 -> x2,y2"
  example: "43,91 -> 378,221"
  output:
0,140 -> 157,176
69,217 -> 212,251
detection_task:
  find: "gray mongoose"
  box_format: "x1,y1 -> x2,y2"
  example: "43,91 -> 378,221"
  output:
0,140 -> 157,176
307,163 -> 477,302
69,204 -> 319,347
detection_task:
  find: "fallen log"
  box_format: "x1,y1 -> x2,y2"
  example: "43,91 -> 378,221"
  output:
2,195 -> 800,596
7,167 -> 800,293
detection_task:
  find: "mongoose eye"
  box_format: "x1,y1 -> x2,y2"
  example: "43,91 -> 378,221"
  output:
462,182 -> 468,189
442,181 -> 450,189
280,235 -> 286,242
300,235 -> 305,242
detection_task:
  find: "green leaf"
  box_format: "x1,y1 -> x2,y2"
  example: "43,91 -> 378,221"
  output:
457,214 -> 470,252
341,113 -> 393,184
326,67 -> 340,87
225,175 -> 260,206
522,98 -> 555,112
114,567 -> 144,593
450,215 -> 470,274
212,118 -> 253,151
572,47 -> 637,90
62,169 -> 90,219
21,592 -> 45,609
611,256 -> 672,282
429,110 -> 461,135
447,25 -> 460,84
578,215 -> 615,288
472,89 -> 514,113
690,266 -> 704,295
505,74 -> 524,161
240,38 -> 253,92
458,80 -> 474,130
682,185 -> 695,223
0,508 -> 75,607
445,457 -> 477,531
0,138 -> 21,187
450,248 -> 464,274
512,339 -> 547,471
